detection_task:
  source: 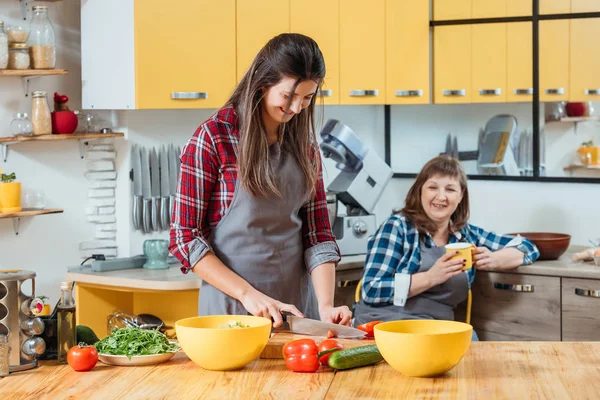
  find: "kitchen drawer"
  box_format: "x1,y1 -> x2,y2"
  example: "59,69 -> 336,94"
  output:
562,277 -> 600,341
471,272 -> 561,341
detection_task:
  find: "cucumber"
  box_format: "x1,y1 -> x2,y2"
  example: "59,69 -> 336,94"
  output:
327,345 -> 383,370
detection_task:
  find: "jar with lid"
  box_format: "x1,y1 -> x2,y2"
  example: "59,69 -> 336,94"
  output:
31,91 -> 52,135
28,6 -> 56,69
8,43 -> 30,70
73,110 -> 88,133
0,334 -> 8,377
10,113 -> 33,136
0,21 -> 8,70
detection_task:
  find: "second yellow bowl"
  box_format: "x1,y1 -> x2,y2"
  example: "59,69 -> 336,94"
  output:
374,320 -> 472,377
176,315 -> 272,371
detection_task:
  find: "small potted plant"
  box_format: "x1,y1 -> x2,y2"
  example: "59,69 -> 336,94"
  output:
577,140 -> 599,165
0,171 -> 22,213
51,92 -> 78,135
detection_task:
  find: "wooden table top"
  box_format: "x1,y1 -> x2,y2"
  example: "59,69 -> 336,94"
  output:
2,342 -> 600,399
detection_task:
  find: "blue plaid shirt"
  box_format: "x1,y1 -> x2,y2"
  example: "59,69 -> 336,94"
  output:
361,213 -> 540,305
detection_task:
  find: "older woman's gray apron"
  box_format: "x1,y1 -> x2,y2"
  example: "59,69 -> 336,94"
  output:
199,143 -> 320,319
353,245 -> 469,326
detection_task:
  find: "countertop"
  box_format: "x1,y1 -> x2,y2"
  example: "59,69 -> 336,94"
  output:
1,342 -> 600,399
65,247 -> 600,291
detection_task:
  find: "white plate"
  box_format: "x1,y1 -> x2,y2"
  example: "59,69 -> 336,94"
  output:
98,352 -> 177,366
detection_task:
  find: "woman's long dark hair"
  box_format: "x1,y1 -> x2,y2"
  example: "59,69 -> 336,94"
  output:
226,33 -> 325,198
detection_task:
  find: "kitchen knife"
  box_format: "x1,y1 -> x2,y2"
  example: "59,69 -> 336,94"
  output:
168,144 -> 179,217
141,147 -> 152,234
150,147 -> 161,232
285,315 -> 367,339
131,144 -> 143,230
159,145 -> 170,231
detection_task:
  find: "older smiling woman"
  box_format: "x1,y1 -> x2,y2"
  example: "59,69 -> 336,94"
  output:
353,156 -> 540,339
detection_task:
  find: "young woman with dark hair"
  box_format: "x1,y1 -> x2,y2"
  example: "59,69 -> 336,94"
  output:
169,33 -> 351,327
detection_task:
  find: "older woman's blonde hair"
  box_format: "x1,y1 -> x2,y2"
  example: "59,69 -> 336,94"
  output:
401,156 -> 470,237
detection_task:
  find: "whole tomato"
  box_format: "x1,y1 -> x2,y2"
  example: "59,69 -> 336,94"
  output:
317,339 -> 343,365
67,344 -> 98,372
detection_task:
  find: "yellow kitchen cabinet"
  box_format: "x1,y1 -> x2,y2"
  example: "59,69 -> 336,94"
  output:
507,22 -> 533,102
472,0 -> 506,18
135,0 -> 236,109
571,0 -> 600,12
434,25 -> 472,104
236,0 -> 290,82
290,0 -> 339,105
540,20 -> 570,101
507,0 -> 532,16
472,23 -> 507,103
339,0 -> 385,105
539,0 -> 571,14
570,18 -> 600,101
385,0 -> 430,104
434,0 -> 472,20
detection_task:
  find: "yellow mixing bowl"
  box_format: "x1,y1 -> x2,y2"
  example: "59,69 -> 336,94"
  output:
176,315 -> 271,371
374,320 -> 472,377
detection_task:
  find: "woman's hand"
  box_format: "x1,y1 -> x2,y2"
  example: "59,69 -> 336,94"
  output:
240,288 -> 303,328
319,305 -> 352,326
473,246 -> 523,271
426,252 -> 466,286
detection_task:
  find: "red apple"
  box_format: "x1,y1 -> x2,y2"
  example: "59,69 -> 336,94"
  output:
565,102 -> 587,117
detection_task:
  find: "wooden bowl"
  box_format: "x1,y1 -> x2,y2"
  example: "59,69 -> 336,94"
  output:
506,232 -> 571,260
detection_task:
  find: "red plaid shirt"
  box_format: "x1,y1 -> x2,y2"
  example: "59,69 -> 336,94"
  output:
169,106 -> 340,274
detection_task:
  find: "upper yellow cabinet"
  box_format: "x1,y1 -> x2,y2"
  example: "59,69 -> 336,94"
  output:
339,0 -> 386,105
472,24 -> 507,103
135,0 -> 236,109
507,0 -> 532,16
571,0 -> 600,12
540,20 -> 570,101
472,0 -> 506,18
385,0 -> 430,104
81,0 -> 236,110
434,25 -> 472,104
290,0 -> 339,105
570,18 -> 600,101
540,0 -> 571,14
507,22 -> 533,102
236,0 -> 290,82
434,0 -> 472,20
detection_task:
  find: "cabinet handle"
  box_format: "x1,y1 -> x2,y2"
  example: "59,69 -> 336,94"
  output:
349,90 -> 379,97
442,89 -> 466,97
395,90 -> 423,97
575,288 -> 600,298
171,92 -> 208,100
514,88 -> 533,95
584,89 -> 600,95
493,283 -> 535,292
317,89 -> 332,97
337,279 -> 361,288
479,88 -> 502,96
545,88 -> 565,95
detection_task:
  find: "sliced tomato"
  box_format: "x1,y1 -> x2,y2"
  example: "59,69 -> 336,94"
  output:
356,320 -> 383,338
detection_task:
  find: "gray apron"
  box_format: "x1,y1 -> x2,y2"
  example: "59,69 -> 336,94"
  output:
354,244 -> 469,326
199,143 -> 320,319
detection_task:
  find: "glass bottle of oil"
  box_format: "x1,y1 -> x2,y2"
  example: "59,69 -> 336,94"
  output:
57,281 -> 76,364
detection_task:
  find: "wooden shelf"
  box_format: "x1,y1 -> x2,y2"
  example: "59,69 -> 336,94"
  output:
0,132 -> 124,144
547,116 -> 600,123
0,208 -> 63,220
564,164 -> 600,172
0,69 -> 68,77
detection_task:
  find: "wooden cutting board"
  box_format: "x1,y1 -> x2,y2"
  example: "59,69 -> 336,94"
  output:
260,331 -> 376,359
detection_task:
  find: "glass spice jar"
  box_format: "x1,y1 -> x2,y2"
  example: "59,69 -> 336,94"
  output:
0,334 -> 8,377
10,112 -> 33,136
0,21 -> 8,70
8,43 -> 30,70
31,91 -> 52,135
29,6 -> 56,69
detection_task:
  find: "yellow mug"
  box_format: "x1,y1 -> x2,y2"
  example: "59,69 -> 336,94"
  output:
445,243 -> 473,271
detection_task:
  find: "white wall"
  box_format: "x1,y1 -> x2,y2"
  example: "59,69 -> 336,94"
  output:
2,1 -> 599,304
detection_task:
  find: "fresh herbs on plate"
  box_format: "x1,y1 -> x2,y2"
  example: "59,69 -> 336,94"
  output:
94,327 -> 179,359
